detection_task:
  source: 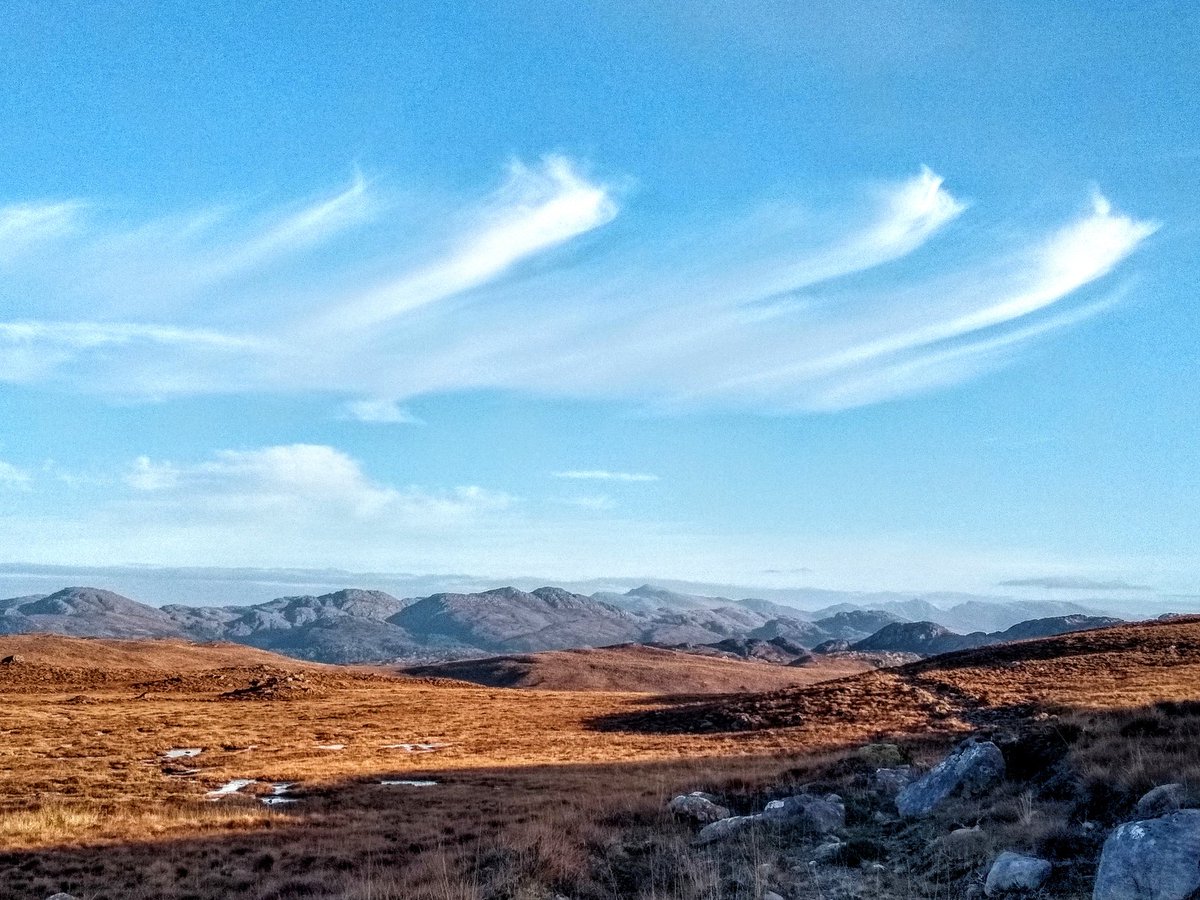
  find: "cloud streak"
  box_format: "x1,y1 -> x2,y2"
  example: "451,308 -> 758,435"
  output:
999,575 -> 1154,591
552,470 -> 660,482
0,162 -> 1157,414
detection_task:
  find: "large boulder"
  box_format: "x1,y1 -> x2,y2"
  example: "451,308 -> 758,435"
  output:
985,852 -> 1052,895
896,738 -> 1005,818
668,792 -> 730,824
762,792 -> 845,833
1135,784 -> 1185,820
1093,810 -> 1200,900
874,765 -> 919,798
693,814 -> 761,846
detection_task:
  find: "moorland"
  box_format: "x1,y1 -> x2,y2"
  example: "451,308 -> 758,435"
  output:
2,614 -> 1199,900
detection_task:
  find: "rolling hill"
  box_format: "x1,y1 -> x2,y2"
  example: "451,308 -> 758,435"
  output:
403,642 -> 876,692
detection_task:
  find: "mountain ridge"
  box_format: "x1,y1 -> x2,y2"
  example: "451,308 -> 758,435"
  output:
0,583 -> 1137,665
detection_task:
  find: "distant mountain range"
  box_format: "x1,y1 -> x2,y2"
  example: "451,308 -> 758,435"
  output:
0,583 -> 1127,664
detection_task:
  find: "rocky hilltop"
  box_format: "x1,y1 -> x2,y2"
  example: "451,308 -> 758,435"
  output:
0,584 -> 1130,665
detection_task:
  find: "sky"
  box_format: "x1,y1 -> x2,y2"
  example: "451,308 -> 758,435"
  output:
0,1 -> 1197,602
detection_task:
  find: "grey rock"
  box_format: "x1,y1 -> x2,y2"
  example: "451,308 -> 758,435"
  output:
874,765 -> 919,797
668,792 -> 730,824
45,894 -> 80,900
1135,784 -> 1185,820
762,892 -> 785,900
1093,810 -> 1200,900
811,840 -> 847,863
762,793 -> 845,833
896,739 -> 1006,818
985,852 -> 1051,895
693,814 -> 762,846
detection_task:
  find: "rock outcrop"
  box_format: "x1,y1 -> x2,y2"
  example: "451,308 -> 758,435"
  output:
668,792 -> 730,824
1093,810 -> 1200,900
1135,783 -> 1185,820
896,739 -> 1005,818
761,792 -> 845,833
984,852 -> 1051,895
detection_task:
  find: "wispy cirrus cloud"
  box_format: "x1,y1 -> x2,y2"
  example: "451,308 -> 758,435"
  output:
301,157 -> 617,336
552,470 -> 660,482
344,398 -> 423,424
0,460 -> 31,490
0,201 -> 83,263
0,160 -> 1157,413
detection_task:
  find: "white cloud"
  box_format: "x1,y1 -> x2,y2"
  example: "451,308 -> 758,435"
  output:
552,470 -> 660,482
0,460 -> 31,490
300,156 -> 617,335
0,320 -> 260,350
0,163 -> 1156,413
121,443 -> 512,522
558,494 -> 618,511
0,201 -> 83,263
345,398 -> 422,424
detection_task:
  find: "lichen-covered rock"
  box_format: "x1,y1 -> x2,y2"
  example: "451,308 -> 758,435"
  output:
693,814 -> 761,846
874,765 -> 919,797
896,738 -> 1006,818
1093,810 -> 1200,900
668,792 -> 730,824
857,742 -> 907,768
1135,784 -> 1185,820
984,852 -> 1052,895
811,840 -> 847,863
762,792 -> 845,833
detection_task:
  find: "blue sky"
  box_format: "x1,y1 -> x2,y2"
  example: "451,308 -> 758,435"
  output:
0,1 -> 1197,598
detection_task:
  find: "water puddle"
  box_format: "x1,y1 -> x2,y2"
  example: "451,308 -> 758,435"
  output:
381,742 -> 448,753
380,779 -> 438,787
206,778 -> 256,799
316,743 -> 345,750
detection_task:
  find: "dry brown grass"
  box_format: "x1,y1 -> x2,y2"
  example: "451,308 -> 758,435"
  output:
1,619 -> 1197,899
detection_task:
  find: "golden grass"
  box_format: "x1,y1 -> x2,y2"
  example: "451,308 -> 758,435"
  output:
1,619 -> 1197,899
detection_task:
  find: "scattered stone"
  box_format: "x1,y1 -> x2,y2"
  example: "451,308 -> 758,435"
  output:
1093,810 -> 1200,900
693,814 -> 761,846
896,739 -> 1006,818
945,825 -> 984,846
1,654 -> 24,665
857,742 -> 907,768
874,765 -> 919,797
811,840 -> 846,863
668,792 -> 730,824
1135,784 -> 1185,820
984,852 -> 1051,895
761,793 -> 845,833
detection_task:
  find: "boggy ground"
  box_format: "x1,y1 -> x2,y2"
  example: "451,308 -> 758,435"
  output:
1,619 -> 1198,899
